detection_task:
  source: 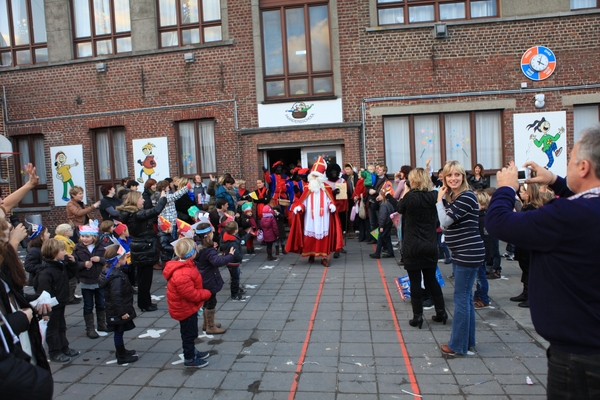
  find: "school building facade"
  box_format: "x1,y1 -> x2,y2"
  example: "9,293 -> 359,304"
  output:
1,0 -> 599,227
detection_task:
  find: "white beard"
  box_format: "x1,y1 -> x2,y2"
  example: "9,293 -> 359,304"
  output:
308,173 -> 326,193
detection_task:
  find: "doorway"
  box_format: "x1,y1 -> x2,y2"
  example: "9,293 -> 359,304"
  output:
266,148 -> 302,174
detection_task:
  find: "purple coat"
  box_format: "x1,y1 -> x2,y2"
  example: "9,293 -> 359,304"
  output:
260,214 -> 279,242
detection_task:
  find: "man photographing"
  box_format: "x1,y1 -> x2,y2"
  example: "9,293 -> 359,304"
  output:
486,125 -> 600,399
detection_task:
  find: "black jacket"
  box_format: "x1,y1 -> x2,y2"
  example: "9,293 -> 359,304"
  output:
34,258 -> 76,305
158,231 -> 175,264
397,190 -> 439,270
175,192 -> 195,224
73,242 -> 106,284
119,197 -> 167,266
24,246 -> 43,286
99,267 -> 136,325
194,246 -> 232,294
219,233 -> 244,266
99,195 -> 122,221
142,188 -> 154,210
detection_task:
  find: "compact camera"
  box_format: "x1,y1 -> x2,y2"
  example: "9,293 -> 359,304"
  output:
517,167 -> 531,183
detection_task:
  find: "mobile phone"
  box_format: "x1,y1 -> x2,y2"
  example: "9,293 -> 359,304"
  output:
517,167 -> 531,183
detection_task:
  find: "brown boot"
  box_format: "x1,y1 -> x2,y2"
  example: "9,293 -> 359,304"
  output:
96,310 -> 107,332
275,245 -> 280,256
205,309 -> 226,334
201,308 -> 221,331
84,313 -> 99,339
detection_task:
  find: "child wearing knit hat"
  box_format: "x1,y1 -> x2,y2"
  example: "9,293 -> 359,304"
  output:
237,202 -> 257,254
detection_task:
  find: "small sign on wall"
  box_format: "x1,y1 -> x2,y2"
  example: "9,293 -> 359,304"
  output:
50,145 -> 86,205
257,98 -> 343,128
131,137 -> 170,186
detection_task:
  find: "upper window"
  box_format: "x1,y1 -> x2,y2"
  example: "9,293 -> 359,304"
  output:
571,0 -> 599,9
384,111 -> 502,175
261,2 -> 333,100
72,0 -> 131,58
573,104 -> 599,143
377,0 -> 497,25
157,0 -> 222,48
176,120 -> 217,177
92,127 -> 128,199
0,0 -> 47,67
12,135 -> 49,206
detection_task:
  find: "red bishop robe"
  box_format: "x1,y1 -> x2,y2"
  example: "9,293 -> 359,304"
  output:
285,186 -> 344,258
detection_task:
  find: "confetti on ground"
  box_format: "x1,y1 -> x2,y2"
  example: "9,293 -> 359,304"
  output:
401,389 -> 422,397
150,295 -> 164,301
138,329 -> 166,338
261,265 -> 275,269
526,376 -> 533,385
96,330 -> 108,337
172,354 -> 185,365
198,331 -> 214,339
245,284 -> 257,289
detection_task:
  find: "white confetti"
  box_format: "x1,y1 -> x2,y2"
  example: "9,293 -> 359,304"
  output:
172,354 -> 185,365
96,330 -> 108,337
401,389 -> 422,397
198,331 -> 214,339
245,284 -> 258,289
138,329 -> 166,338
526,376 -> 534,385
261,265 -> 275,269
150,295 -> 164,301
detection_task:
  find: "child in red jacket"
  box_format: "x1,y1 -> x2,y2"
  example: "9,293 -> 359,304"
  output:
163,238 -> 212,368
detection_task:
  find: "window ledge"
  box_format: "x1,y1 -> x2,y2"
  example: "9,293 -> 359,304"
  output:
12,206 -> 53,213
261,95 -> 338,105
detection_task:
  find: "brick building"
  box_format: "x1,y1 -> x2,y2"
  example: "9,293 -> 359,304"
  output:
1,0 -> 599,228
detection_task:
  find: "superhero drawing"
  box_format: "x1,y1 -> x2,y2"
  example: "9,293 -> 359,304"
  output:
526,117 -> 564,169
137,142 -> 157,183
55,151 -> 79,202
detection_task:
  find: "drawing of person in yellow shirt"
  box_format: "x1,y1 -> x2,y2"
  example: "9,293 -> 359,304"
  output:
55,151 -> 79,201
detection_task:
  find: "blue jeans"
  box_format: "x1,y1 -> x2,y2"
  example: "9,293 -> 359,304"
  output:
448,264 -> 477,354
474,263 -> 490,304
227,266 -> 241,296
82,287 -> 105,315
547,346 -> 600,399
180,312 -> 198,361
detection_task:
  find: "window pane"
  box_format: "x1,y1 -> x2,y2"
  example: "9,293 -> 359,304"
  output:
94,0 -> 112,35
35,47 -> 48,62
313,76 -> 332,94
475,111 -> 502,169
290,79 -> 308,95
409,5 -> 434,22
378,0 -> 399,3
114,0 -> 131,33
440,3 -> 465,20
414,115 -> 440,168
0,0 -> 10,47
31,0 -> 47,43
309,5 -> 330,72
96,130 -> 111,180
266,81 -> 285,97
1,52 -> 12,66
116,36 -> 131,52
573,105 -> 599,142
159,0 -> 177,26
182,28 -> 200,45
384,117 -> 411,174
179,122 -> 198,175
445,113 -> 471,167
33,137 -> 47,184
77,42 -> 93,57
379,8 -> 404,25
96,39 -> 112,55
571,0 -> 596,9
16,49 -> 31,65
263,10 -> 284,76
199,121 -> 216,173
73,0 -> 91,38
113,129 -> 128,179
471,0 -> 497,17
37,189 -> 49,203
204,26 -> 221,41
161,31 -> 178,47
202,0 -> 220,21
18,138 -> 33,204
286,8 -> 307,74
12,0 -> 30,45
181,0 -> 199,24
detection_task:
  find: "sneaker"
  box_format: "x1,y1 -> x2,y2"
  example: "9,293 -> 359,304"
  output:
474,299 -> 490,309
231,293 -> 247,301
184,356 -> 209,368
238,288 -> 247,295
369,253 -> 380,259
50,353 -> 72,363
422,299 -> 434,310
486,271 -> 501,280
381,253 -> 394,259
63,348 -> 80,358
195,349 -> 210,360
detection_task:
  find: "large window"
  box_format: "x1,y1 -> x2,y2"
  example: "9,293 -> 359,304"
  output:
72,0 -> 131,58
571,0 -> 599,9
157,0 -> 222,48
261,1 -> 333,100
377,0 -> 497,25
0,0 -> 47,67
573,105 -> 599,143
93,127 -> 128,198
177,120 -> 216,177
384,111 -> 502,174
12,135 -> 49,206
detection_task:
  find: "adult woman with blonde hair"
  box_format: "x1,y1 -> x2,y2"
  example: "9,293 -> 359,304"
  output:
436,160 -> 485,356
398,168 -> 446,329
118,190 -> 167,312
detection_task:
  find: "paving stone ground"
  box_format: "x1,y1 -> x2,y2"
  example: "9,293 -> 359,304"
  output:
37,240 -> 548,399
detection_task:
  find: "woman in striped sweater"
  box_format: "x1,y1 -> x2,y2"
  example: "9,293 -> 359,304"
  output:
436,161 -> 485,356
